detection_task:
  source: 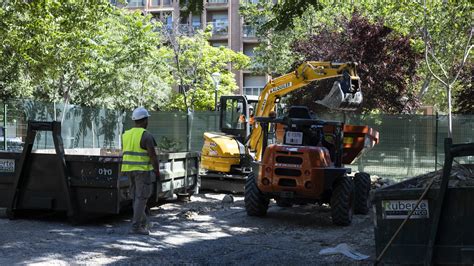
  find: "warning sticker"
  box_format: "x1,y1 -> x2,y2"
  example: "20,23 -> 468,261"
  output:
0,159 -> 15,173
382,200 -> 429,219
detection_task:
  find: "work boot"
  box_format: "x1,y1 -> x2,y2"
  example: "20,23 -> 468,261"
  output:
128,227 -> 150,235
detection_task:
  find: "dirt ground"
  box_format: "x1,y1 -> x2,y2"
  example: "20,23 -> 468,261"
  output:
0,193 -> 375,265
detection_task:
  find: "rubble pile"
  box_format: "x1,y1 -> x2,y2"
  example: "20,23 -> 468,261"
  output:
370,175 -> 395,189
406,164 -> 474,189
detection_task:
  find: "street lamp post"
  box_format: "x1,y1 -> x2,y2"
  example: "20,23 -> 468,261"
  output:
211,72 -> 221,111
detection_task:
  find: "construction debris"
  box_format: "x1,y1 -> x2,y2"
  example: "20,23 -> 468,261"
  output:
370,175 -> 395,189
405,164 -> 474,188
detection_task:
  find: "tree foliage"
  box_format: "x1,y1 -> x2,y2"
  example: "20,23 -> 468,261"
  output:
240,0 -> 472,113
161,26 -> 249,111
0,1 -> 172,110
290,13 -> 422,114
453,62 -> 473,114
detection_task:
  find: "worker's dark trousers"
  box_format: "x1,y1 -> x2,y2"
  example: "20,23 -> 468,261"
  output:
128,171 -> 154,229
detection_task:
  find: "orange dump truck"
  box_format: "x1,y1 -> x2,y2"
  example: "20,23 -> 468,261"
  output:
245,107 -> 379,226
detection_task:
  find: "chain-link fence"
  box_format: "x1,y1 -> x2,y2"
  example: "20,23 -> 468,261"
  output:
1,100 -> 473,181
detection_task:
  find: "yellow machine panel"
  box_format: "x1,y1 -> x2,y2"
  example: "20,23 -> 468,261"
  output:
201,132 -> 241,172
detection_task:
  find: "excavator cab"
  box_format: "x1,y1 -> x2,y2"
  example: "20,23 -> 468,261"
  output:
316,71 -> 362,111
219,95 -> 258,143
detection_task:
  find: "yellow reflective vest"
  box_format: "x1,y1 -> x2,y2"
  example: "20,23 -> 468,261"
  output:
121,127 -> 153,172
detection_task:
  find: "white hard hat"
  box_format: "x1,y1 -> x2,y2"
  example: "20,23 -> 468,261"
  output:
132,107 -> 150,121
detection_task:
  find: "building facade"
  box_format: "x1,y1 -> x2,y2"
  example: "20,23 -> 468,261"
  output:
113,0 -> 268,96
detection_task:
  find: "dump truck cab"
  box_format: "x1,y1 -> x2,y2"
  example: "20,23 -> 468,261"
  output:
245,106 -> 379,225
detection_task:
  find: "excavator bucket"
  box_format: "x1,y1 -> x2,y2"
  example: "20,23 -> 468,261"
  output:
316,72 -> 362,111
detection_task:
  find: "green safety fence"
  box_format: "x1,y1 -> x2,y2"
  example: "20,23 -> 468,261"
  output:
0,100 -> 124,151
1,100 -> 473,181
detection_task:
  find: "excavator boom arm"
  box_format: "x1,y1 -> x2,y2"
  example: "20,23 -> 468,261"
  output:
249,61 -> 360,160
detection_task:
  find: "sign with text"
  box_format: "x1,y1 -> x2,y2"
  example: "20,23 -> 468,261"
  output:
382,200 -> 429,219
0,159 -> 15,173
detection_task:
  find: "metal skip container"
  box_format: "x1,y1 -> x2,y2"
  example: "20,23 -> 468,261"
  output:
0,121 -> 198,222
373,140 -> 474,264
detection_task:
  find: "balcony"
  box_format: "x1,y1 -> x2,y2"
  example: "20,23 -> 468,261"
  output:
178,24 -> 199,35
242,25 -> 257,38
207,21 -> 228,36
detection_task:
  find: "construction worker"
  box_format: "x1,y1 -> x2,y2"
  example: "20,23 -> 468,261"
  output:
121,107 -> 160,235
249,106 -> 255,130
238,113 -> 246,129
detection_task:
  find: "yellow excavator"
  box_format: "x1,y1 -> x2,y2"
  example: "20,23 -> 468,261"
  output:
200,61 -> 363,192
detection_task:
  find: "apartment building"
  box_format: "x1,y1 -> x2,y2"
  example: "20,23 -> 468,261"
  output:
113,0 -> 268,96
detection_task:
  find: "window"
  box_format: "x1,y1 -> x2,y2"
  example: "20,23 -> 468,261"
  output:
243,43 -> 258,57
166,15 -> 173,26
128,0 -> 144,7
163,0 -> 171,5
243,87 -> 262,96
222,98 -> 245,130
180,14 -> 189,24
207,13 -> 228,36
192,14 -> 201,30
210,13 -> 228,22
244,75 -> 266,96
208,0 -> 228,3
241,0 -> 259,4
151,0 -> 160,6
242,25 -> 256,38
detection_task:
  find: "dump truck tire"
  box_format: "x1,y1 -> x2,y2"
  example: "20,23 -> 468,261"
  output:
330,175 -> 354,226
245,173 -> 269,216
354,172 -> 371,215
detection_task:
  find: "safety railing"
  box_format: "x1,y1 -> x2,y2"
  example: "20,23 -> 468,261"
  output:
242,25 -> 257,38
207,21 -> 228,36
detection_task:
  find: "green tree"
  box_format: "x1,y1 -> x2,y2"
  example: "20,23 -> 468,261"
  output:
290,13 -> 422,114
161,26 -> 249,111
420,1 -> 473,135
0,1 -> 173,111
240,0 -> 472,113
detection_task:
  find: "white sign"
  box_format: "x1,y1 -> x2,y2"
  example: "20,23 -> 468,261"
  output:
285,131 -> 303,145
382,200 -> 429,219
0,159 -> 15,173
